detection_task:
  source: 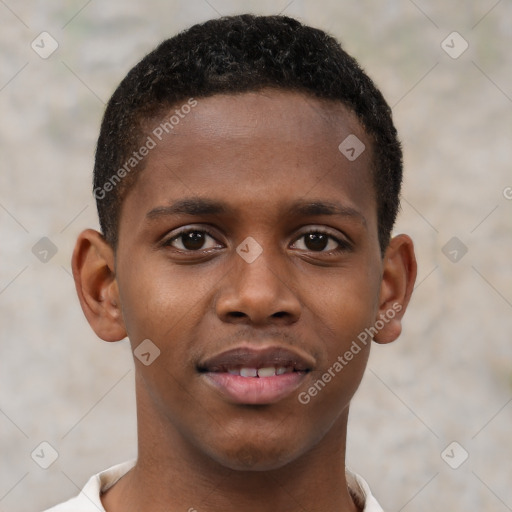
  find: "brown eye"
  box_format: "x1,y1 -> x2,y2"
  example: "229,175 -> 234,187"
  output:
181,231 -> 206,250
166,230 -> 220,251
304,233 -> 329,251
292,231 -> 343,253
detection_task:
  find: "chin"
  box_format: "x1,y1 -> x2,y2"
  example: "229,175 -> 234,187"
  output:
208,440 -> 303,472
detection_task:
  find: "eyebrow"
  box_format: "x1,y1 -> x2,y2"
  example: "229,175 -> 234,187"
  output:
289,200 -> 367,225
146,198 -> 229,220
146,197 -> 366,225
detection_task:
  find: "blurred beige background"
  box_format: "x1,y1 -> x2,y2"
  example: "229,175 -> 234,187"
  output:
1,1 -> 511,511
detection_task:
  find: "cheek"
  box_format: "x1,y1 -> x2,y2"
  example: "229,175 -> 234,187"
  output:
118,268 -> 170,343
116,263 -> 208,413
298,266 -> 380,398
117,261 -> 211,344
303,264 -> 381,341
312,289 -> 373,385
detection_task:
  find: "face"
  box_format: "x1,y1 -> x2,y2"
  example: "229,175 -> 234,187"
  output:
96,90 -> 400,471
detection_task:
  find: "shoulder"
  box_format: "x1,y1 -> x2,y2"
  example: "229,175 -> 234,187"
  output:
347,471 -> 385,512
42,460 -> 136,512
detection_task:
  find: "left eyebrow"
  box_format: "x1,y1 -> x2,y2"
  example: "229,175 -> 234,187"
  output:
288,200 -> 367,227
146,198 -> 230,220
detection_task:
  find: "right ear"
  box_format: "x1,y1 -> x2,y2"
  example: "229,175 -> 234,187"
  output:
71,229 -> 127,342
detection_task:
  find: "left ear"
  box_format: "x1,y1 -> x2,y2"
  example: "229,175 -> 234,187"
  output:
373,234 -> 417,344
71,229 -> 127,342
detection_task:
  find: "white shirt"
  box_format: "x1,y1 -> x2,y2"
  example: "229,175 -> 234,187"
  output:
43,461 -> 384,512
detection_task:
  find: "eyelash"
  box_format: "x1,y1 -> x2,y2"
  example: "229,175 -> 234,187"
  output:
162,227 -> 220,252
162,227 -> 351,254
291,229 -> 351,253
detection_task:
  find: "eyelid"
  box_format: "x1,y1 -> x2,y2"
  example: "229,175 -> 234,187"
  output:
160,224 -> 352,254
161,225 -> 224,249
290,226 -> 353,252
293,225 -> 350,241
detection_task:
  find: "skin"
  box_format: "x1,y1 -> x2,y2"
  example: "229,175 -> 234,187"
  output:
72,89 -> 417,512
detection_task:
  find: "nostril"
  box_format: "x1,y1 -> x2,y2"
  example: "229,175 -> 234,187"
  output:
272,311 -> 289,318
228,311 -> 246,319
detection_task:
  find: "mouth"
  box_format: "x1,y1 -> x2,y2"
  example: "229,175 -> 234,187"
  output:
197,345 -> 314,405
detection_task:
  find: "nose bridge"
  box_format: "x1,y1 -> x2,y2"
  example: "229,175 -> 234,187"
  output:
216,239 -> 301,324
237,244 -> 283,295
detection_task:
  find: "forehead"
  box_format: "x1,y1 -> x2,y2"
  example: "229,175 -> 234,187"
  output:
151,90 -> 369,158
120,89 -> 376,232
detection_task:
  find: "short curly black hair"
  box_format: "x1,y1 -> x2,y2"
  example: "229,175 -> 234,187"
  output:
94,14 -> 402,252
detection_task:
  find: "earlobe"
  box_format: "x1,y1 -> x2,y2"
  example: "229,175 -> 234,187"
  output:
373,234 -> 417,344
71,229 -> 127,342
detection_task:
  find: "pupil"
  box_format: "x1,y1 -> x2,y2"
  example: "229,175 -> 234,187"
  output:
183,232 -> 205,250
305,233 -> 328,251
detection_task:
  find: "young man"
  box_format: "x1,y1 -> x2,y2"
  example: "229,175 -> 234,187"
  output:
46,14 -> 416,512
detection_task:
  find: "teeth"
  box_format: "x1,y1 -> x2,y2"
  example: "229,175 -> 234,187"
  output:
240,367 -> 258,377
257,367 -> 276,377
228,366 -> 294,377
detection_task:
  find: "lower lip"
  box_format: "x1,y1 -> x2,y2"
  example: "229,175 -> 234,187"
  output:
203,372 -> 307,405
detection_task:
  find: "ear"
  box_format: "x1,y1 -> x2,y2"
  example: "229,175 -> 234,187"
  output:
373,234 -> 417,344
71,229 -> 127,342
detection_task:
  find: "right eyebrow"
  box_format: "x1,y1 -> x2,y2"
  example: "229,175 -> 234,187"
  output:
288,199 -> 367,227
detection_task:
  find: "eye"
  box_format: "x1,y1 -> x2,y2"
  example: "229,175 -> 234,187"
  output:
164,229 -> 221,251
291,231 -> 349,253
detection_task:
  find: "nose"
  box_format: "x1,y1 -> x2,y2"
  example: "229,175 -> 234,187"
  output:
215,249 -> 301,326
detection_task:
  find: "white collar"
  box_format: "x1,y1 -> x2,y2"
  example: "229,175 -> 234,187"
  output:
44,460 -> 384,511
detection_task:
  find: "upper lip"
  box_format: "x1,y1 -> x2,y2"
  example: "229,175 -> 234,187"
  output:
198,345 -> 315,373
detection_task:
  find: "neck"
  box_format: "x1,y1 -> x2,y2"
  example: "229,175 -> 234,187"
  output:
102,381 -> 359,512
